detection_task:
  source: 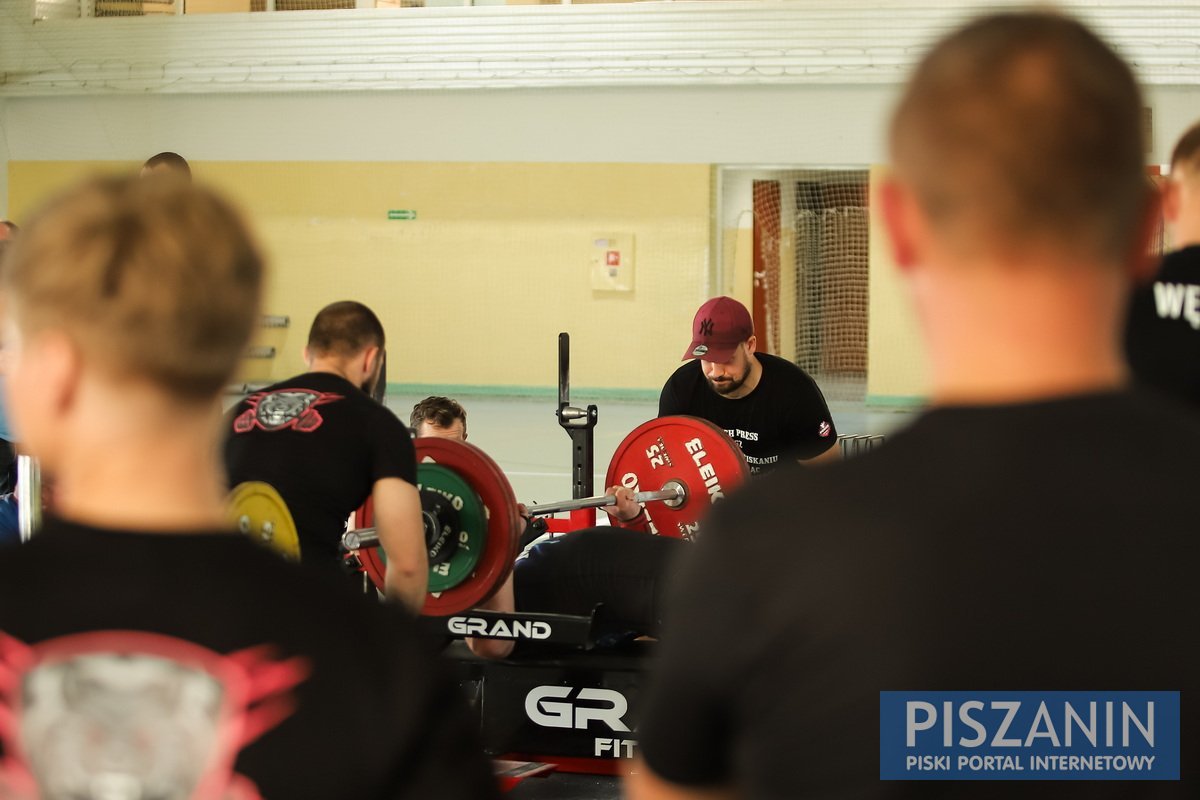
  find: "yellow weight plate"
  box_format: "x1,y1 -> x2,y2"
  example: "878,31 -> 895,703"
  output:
229,481 -> 301,561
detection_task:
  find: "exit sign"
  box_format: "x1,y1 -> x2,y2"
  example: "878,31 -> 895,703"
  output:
387,210 -> 417,221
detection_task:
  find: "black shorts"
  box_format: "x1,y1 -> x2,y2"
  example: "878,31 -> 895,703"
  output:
513,526 -> 685,644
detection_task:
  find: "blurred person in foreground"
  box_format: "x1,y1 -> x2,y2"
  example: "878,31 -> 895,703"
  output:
1124,120 -> 1200,409
630,11 -> 1200,799
0,238 -> 19,543
0,176 -> 497,799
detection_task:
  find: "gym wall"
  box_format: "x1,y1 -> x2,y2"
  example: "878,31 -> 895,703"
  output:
4,0 -> 1200,403
8,159 -> 710,394
1,84 -> 892,398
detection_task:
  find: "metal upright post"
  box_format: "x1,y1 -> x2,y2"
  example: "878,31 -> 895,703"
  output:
555,332 -> 598,503
16,455 -> 41,543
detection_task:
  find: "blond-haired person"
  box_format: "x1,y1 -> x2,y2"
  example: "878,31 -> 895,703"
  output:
0,177 -> 497,799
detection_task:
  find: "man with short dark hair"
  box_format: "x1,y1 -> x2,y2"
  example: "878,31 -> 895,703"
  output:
411,395 -> 468,440
0,177 -> 497,798
660,296 -> 838,471
225,301 -> 427,611
1124,121 -> 1200,409
141,151 -> 192,180
631,12 -> 1200,799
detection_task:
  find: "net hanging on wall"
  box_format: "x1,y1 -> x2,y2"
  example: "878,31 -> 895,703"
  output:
723,169 -> 870,404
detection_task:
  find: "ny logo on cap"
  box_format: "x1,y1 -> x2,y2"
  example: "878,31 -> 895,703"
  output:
699,318 -> 714,336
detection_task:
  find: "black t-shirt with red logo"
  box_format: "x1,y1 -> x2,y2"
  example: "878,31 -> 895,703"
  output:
224,372 -> 416,565
0,517 -> 498,799
658,352 -> 837,473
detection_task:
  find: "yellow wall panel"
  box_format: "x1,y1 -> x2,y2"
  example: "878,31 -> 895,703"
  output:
9,161 -> 712,393
7,161 -> 136,220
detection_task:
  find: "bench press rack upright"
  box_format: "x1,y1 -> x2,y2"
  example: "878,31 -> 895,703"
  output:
551,332 -> 600,533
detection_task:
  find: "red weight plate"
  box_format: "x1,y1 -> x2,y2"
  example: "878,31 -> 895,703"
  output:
353,497 -> 385,590
352,438 -> 521,616
604,415 -> 749,541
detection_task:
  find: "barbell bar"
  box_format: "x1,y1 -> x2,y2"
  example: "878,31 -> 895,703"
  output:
523,479 -> 686,518
341,479 -> 689,552
343,526 -> 380,551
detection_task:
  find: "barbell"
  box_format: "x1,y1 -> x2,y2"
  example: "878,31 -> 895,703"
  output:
347,415 -> 749,616
524,481 -> 686,517
342,481 -> 688,551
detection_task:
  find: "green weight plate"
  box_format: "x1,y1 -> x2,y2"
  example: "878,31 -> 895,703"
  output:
419,463 -> 487,592
353,437 -> 521,615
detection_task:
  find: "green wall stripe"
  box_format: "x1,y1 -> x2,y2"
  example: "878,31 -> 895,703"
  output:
865,394 -> 928,409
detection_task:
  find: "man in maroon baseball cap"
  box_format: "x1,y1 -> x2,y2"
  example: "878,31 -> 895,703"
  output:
681,296 -> 754,363
659,296 -> 838,472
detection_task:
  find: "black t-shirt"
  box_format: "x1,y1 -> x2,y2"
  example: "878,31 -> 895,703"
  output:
1125,245 -> 1200,409
0,518 -> 499,799
638,390 -> 1200,798
658,352 -> 836,472
224,372 -> 416,564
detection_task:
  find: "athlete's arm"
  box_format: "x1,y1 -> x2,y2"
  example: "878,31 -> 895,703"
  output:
372,476 -> 428,613
465,574 -> 516,659
625,763 -> 735,800
786,369 -> 839,462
